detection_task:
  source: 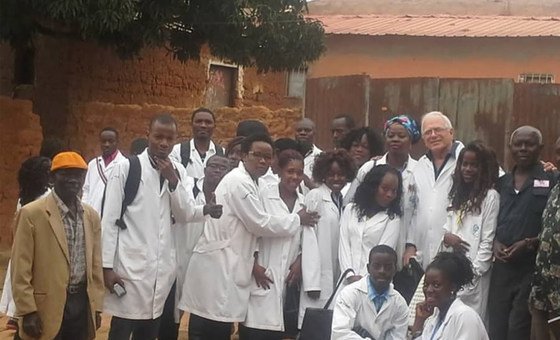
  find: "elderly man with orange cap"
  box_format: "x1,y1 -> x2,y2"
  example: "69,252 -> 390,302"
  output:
11,151 -> 104,340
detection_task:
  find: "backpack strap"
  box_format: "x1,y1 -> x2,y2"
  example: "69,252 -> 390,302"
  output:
115,156 -> 141,230
180,140 -> 191,168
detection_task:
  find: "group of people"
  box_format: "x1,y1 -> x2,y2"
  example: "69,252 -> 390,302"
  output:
3,106 -> 560,340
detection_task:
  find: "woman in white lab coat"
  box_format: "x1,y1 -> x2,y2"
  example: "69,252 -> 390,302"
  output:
242,149 -> 306,339
339,165 -> 402,282
410,252 -> 489,340
299,149 -> 356,328
442,141 -> 499,320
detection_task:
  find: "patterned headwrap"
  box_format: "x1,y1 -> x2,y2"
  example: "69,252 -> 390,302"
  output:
384,115 -> 421,144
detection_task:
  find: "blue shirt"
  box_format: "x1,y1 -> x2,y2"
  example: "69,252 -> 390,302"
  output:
367,276 -> 389,312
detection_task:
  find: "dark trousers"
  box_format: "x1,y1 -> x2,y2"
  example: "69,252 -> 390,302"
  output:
108,316 -> 161,340
158,281 -> 180,340
54,287 -> 89,340
488,261 -> 533,340
239,324 -> 283,340
188,313 -> 231,340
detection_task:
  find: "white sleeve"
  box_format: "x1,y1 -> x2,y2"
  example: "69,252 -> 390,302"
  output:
379,216 -> 401,251
302,193 -> 322,292
169,167 -> 204,224
473,191 -> 499,277
169,143 -> 182,165
331,286 -> 370,340
82,160 -> 95,204
101,160 -> 128,268
338,205 -> 354,273
444,310 -> 489,340
228,180 -> 300,237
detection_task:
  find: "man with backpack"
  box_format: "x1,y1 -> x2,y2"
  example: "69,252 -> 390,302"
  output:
170,107 -> 224,178
101,114 -> 222,339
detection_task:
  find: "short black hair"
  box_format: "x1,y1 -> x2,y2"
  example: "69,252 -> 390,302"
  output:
100,127 -> 119,138
240,133 -> 274,154
427,251 -> 474,291
129,137 -> 148,155
334,114 -> 356,129
226,136 -> 245,156
341,127 -> 384,157
312,149 -> 356,183
236,120 -> 269,137
274,138 -> 302,156
191,107 -> 216,122
149,113 -> 177,130
369,245 -> 398,266
277,149 -> 304,169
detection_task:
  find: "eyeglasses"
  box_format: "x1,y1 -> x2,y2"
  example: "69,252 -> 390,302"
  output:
422,127 -> 448,137
248,151 -> 273,162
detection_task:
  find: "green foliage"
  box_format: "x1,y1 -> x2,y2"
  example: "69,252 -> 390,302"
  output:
0,0 -> 325,71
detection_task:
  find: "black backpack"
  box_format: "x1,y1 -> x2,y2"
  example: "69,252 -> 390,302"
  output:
179,139 -> 224,168
100,156 -> 141,230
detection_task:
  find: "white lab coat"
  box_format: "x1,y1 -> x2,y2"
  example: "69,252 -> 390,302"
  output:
244,183 -> 304,331
299,184 -> 342,328
331,277 -> 409,340
412,142 -> 464,268
259,168 -> 279,187
82,150 -> 126,215
339,203 -> 401,277
442,189 -> 499,320
304,144 -> 322,179
101,150 -> 204,319
344,154 -> 418,268
420,298 -> 489,340
179,162 -> 301,322
170,139 -> 220,178
175,177 -> 207,321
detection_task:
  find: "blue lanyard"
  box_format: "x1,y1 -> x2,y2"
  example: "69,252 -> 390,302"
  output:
430,317 -> 444,340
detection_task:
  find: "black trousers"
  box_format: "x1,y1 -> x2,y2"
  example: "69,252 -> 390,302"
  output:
158,281 -> 180,340
108,316 -> 161,340
54,287 -> 89,340
488,261 -> 533,340
188,313 -> 231,340
239,324 -> 283,340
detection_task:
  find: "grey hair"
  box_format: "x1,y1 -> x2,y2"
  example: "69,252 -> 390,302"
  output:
421,111 -> 453,132
509,126 -> 543,145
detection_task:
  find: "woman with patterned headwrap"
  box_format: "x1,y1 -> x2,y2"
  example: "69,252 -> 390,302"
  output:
345,115 -> 421,269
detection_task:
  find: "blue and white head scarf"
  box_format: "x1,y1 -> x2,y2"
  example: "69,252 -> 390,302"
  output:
384,115 -> 421,144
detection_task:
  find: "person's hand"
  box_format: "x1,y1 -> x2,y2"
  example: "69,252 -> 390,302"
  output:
96,312 -> 102,330
345,275 -> 362,284
444,232 -> 470,253
415,301 -> 434,321
503,239 -> 528,261
297,208 -> 320,226
252,261 -> 273,289
402,245 -> 417,267
302,175 -> 318,190
22,312 -> 42,338
493,239 -> 509,263
286,255 -> 302,287
542,160 -> 557,173
103,268 -> 125,293
203,203 -> 223,219
156,157 -> 179,188
307,290 -> 321,300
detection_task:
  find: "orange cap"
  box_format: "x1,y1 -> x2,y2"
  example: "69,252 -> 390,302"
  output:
51,152 -> 88,171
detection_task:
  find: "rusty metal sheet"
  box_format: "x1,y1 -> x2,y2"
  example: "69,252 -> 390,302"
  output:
513,83 -> 560,168
305,74 -> 369,149
438,78 -> 514,166
368,78 -> 440,159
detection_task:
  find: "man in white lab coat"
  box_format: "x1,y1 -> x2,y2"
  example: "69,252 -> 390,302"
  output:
179,133 -> 318,340
101,114 -> 221,339
82,127 -> 126,215
406,112 -> 463,268
170,107 -> 224,178
332,245 -> 409,339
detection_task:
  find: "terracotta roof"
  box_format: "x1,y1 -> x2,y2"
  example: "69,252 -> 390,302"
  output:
307,14 -> 560,38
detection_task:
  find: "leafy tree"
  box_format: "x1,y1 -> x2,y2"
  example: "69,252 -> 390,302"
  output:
0,0 -> 325,72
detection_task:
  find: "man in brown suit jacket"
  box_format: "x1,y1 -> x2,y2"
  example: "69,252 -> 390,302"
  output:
11,152 -> 104,340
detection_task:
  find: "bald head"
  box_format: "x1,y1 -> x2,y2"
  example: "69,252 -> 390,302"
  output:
295,118 -> 316,144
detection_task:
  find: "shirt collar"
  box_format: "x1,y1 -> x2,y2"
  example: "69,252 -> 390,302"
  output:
367,275 -> 389,303
426,141 -> 460,161
102,149 -> 119,164
52,190 -> 83,218
190,139 -> 216,152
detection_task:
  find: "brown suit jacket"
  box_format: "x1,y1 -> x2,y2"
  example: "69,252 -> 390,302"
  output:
11,192 -> 104,339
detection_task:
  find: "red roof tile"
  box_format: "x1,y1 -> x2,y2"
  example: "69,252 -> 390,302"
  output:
307,14 -> 560,37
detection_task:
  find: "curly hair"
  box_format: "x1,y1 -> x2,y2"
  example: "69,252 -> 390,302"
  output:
353,164 -> 402,220
427,251 -> 474,291
18,156 -> 51,206
341,127 -> 384,158
312,149 -> 356,183
448,140 -> 499,215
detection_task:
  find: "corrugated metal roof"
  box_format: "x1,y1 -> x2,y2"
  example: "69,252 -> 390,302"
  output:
307,14 -> 560,37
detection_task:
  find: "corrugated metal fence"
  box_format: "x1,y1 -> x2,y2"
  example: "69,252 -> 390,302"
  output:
305,75 -> 560,169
